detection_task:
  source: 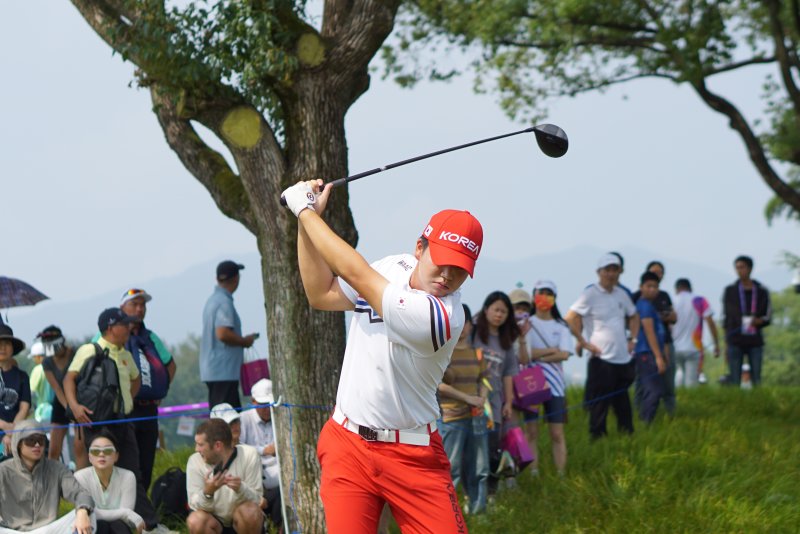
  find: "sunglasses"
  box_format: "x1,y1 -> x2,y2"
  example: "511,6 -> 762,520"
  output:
123,289 -> 146,297
89,446 -> 116,457
22,435 -> 47,447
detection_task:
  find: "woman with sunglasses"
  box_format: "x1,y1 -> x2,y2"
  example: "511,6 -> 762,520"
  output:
519,280 -> 575,476
75,431 -> 144,533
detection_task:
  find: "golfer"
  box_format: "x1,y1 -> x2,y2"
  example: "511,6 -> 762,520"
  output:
282,180 -> 483,533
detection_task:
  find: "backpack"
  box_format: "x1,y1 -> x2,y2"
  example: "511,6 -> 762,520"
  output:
151,467 -> 189,519
66,343 -> 125,423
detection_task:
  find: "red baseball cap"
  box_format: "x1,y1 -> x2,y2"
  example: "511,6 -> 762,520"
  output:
421,210 -> 483,277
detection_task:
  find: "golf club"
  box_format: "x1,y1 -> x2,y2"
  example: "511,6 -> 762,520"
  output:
280,123 -> 568,206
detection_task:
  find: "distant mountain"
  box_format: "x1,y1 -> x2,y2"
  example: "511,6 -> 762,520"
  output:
6,247 -> 793,384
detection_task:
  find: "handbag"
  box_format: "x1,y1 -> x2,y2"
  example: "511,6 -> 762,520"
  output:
512,364 -> 552,411
240,348 -> 270,396
501,426 -> 535,470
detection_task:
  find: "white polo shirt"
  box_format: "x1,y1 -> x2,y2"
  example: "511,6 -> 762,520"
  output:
570,283 -> 637,364
336,254 -> 465,430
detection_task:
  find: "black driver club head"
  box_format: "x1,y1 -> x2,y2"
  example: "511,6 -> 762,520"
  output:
533,123 -> 569,158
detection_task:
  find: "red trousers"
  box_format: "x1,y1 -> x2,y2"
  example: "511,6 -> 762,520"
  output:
317,418 -> 468,534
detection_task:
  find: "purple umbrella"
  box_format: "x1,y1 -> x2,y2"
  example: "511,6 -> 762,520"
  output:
0,276 -> 49,309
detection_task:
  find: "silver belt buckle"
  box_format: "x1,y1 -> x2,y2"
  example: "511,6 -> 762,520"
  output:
358,426 -> 379,441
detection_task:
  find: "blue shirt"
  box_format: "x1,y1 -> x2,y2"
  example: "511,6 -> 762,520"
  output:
201,285 -> 243,382
635,298 -> 665,354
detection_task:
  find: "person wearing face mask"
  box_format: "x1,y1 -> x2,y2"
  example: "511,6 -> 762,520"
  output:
518,281 -> 575,476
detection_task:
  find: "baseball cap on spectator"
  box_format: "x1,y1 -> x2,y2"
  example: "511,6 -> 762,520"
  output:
28,341 -> 45,359
597,253 -> 622,270
251,379 -> 274,404
38,325 -> 65,357
217,260 -> 245,281
421,210 -> 483,277
210,403 -> 241,425
533,280 -> 558,295
0,324 -> 25,356
97,308 -> 136,332
120,288 -> 152,306
508,288 -> 531,306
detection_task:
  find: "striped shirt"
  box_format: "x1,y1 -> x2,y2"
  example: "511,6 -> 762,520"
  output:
524,316 -> 574,397
439,347 -> 488,422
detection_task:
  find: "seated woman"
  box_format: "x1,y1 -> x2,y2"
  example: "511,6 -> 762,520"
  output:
74,431 -> 144,534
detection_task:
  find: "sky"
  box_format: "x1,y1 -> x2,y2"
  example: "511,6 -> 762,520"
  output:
2,4 -> 797,321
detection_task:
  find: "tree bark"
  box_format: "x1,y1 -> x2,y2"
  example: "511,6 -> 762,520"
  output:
71,0 -> 400,530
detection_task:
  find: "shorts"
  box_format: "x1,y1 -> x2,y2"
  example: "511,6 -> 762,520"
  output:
51,400 -> 69,425
213,515 -> 238,534
523,396 -> 568,424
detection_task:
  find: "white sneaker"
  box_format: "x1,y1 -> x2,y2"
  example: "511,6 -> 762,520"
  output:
698,372 -> 708,384
144,525 -> 179,534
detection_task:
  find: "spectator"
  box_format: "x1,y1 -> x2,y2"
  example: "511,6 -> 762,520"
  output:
437,303 -> 490,514
119,288 -> 176,491
75,430 -> 145,534
519,280 -> 574,475
201,261 -> 258,409
39,325 -> 86,467
472,291 -> 520,487
566,254 -> 640,440
27,340 -> 53,423
634,272 -> 668,423
509,287 -> 533,368
211,402 -> 242,445
238,379 -> 282,529
0,420 -> 95,533
65,308 -> 168,534
632,261 -> 677,414
672,278 -> 720,387
722,255 -> 772,386
0,324 -> 30,458
186,419 -> 263,534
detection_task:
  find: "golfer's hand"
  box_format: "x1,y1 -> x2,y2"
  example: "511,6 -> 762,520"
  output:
307,179 -> 333,215
73,508 -> 92,534
281,181 -> 317,217
71,404 -> 93,424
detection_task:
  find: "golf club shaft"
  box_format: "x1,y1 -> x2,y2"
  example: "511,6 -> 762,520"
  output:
279,126 -> 536,206
329,126 -> 536,188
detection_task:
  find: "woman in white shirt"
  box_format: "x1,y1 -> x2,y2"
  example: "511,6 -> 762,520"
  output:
74,431 -> 144,533
519,280 -> 575,475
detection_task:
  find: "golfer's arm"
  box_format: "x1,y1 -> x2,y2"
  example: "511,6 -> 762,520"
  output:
297,222 -> 352,311
298,210 -> 388,315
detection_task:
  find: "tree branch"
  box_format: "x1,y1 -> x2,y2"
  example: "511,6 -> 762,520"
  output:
495,36 -> 662,53
691,80 -> 800,213
557,72 -> 677,97
765,0 -> 800,113
150,87 -> 259,234
704,55 -> 777,77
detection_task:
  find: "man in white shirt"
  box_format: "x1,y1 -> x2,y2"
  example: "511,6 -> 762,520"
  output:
671,278 -> 720,387
186,419 -> 263,534
566,254 -> 640,440
282,180 -> 483,533
238,379 -> 281,530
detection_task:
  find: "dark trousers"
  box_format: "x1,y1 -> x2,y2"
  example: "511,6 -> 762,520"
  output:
96,519 -> 131,534
635,352 -> 664,423
585,358 -> 635,439
131,403 -> 159,491
264,485 -> 283,528
206,380 -> 241,409
85,421 -> 159,529
728,345 -> 764,385
634,343 -> 675,415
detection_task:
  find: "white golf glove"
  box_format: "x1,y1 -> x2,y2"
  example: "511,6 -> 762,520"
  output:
281,182 -> 317,217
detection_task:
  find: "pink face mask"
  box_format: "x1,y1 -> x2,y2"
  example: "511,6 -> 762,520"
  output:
534,294 -> 555,312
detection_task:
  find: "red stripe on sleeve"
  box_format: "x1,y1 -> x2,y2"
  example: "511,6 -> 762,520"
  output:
432,296 -> 451,340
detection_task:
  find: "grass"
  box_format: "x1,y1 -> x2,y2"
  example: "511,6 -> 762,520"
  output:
139,384 -> 800,533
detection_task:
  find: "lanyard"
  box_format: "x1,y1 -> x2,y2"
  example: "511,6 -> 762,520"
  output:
738,282 -> 757,316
